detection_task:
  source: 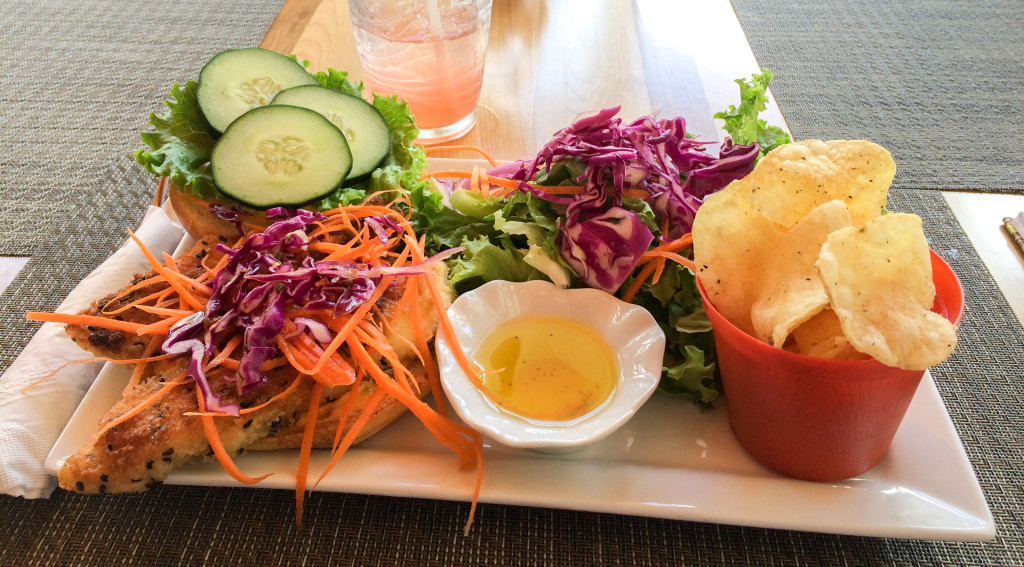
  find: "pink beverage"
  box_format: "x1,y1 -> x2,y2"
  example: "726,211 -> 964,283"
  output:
350,0 -> 492,144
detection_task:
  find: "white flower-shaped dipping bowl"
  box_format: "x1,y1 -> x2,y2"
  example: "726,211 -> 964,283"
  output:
435,279 -> 666,453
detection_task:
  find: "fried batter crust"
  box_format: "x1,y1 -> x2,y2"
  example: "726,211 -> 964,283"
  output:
65,236 -> 229,361
59,239 -> 453,492
58,358 -> 320,493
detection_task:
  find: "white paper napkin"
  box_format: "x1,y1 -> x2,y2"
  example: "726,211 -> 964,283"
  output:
0,204 -> 185,498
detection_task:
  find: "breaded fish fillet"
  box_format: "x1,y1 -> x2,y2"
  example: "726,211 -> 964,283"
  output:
59,237 -> 452,492
65,236 -> 229,361
58,358 -> 315,493
247,360 -> 431,451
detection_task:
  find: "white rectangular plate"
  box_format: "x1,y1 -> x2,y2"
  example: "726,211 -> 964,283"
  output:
45,158 -> 993,541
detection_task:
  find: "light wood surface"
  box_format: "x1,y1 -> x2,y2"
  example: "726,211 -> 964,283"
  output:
260,0 -> 785,160
944,191 -> 1024,324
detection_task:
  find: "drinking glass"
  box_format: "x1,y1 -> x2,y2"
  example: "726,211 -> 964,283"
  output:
349,0 -> 493,144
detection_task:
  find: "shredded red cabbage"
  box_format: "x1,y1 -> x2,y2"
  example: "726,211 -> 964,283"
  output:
160,208 -> 448,416
208,204 -> 246,238
496,106 -> 759,292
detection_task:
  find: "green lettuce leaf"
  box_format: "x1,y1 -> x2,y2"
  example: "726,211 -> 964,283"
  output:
713,69 -> 791,156
662,344 -> 719,405
449,188 -> 505,219
627,262 -> 720,407
409,182 -> 496,250
133,81 -> 218,199
372,94 -> 426,176
312,68 -> 362,96
447,235 -> 546,294
135,64 -> 425,208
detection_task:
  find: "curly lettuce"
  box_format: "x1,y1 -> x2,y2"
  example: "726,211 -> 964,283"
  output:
714,69 -> 791,158
134,63 -> 426,208
134,81 -> 218,199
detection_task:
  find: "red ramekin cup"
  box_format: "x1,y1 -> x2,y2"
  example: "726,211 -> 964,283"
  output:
698,251 -> 964,482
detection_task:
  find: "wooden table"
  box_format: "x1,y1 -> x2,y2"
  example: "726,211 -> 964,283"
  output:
260,0 -> 785,159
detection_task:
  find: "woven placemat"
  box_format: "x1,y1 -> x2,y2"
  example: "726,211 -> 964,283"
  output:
730,0 -> 1024,193
3,0 -> 1024,565
0,0 -> 286,369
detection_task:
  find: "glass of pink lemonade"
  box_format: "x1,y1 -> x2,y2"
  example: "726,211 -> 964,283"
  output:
349,0 -> 493,144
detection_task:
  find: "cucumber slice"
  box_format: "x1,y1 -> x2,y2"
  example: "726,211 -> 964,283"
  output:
211,105 -> 353,209
272,85 -> 391,180
198,47 -> 318,133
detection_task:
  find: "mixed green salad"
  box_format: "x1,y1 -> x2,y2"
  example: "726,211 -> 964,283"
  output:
409,71 -> 789,406
135,47 -> 788,407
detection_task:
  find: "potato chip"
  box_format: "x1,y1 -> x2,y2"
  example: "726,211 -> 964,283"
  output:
695,181 -> 852,342
815,213 -> 957,370
786,309 -> 870,360
693,178 -> 776,338
747,140 -> 895,229
749,200 -> 852,346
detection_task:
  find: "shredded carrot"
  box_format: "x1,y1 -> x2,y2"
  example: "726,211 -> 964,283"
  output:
33,198 -> 490,532
620,261 -> 660,303
276,332 -> 356,387
421,145 -> 499,167
621,232 -> 697,300
153,177 -> 167,206
125,336 -> 166,392
22,348 -> 175,392
640,233 -> 694,260
294,380 -> 324,528
25,312 -> 166,335
639,250 -> 696,272
345,337 -> 483,533
207,334 -> 243,369
131,314 -> 190,336
650,257 -> 668,287
403,234 -> 489,416
305,275 -> 394,377
127,229 -> 205,311
160,252 -> 213,296
317,385 -> 388,488
199,409 -> 272,485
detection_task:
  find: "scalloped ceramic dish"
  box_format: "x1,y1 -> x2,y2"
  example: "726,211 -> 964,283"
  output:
435,279 -> 666,452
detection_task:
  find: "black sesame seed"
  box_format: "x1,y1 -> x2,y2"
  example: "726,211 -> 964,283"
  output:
162,448 -> 174,456
75,481 -> 84,491
100,474 -> 108,482
146,460 -> 154,470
